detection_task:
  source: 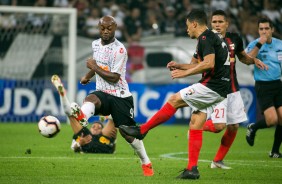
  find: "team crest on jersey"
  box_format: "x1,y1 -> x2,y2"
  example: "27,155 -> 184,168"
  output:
120,48 -> 124,53
202,36 -> 206,40
229,43 -> 235,50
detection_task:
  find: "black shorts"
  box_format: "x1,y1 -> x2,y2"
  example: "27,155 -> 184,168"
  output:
73,128 -> 115,154
255,80 -> 282,112
91,91 -> 136,127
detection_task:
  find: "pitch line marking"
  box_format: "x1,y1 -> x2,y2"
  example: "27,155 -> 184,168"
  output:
160,152 -> 282,168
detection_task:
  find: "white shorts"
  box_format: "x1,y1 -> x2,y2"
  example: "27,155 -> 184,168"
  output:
180,83 -> 225,118
211,91 -> 248,124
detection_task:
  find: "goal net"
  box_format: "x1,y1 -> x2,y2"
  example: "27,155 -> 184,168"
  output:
0,6 -> 77,104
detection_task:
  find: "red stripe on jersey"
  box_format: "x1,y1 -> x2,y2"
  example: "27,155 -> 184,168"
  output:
225,37 -> 236,92
201,68 -> 214,86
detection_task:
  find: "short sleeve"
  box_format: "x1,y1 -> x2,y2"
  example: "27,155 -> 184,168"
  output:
246,40 -> 257,53
199,35 -> 215,57
111,47 -> 127,74
234,34 -> 244,54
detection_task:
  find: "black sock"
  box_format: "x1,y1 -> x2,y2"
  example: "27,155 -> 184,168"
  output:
252,119 -> 268,131
271,125 -> 282,153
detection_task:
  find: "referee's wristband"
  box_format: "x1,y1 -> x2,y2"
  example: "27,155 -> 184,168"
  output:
255,42 -> 262,49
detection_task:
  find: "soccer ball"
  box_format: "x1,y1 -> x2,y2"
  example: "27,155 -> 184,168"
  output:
38,115 -> 61,138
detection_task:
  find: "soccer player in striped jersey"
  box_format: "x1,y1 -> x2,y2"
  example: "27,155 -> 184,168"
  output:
202,10 -> 267,169
246,17 -> 282,158
52,74 -> 117,153
120,9 -> 230,180
59,15 -> 153,176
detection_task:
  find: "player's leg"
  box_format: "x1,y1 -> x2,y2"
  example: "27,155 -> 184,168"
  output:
118,131 -> 154,176
212,92 -> 247,169
51,74 -> 89,127
111,96 -> 154,176
119,92 -> 187,139
269,106 -> 282,158
131,138 -> 153,176
269,89 -> 282,157
51,75 -> 71,115
70,91 -> 106,127
211,124 -> 237,169
101,116 -> 117,140
140,92 -> 186,133
177,111 -> 206,180
247,82 -> 277,146
67,116 -> 84,134
69,115 -> 93,153
206,98 -> 230,169
247,106 -> 277,146
121,84 -> 219,138
269,124 -> 282,158
202,119 -> 223,133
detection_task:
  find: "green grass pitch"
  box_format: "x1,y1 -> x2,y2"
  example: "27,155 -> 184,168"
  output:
0,123 -> 281,184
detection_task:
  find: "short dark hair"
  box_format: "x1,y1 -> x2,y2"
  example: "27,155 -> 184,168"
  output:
186,9 -> 207,25
258,17 -> 273,28
93,121 -> 104,128
212,10 -> 227,19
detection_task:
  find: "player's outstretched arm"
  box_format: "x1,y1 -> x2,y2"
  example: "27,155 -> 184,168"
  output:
167,57 -> 199,71
237,51 -> 268,70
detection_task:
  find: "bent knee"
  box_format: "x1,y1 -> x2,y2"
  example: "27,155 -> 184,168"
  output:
266,118 -> 278,126
214,123 -> 226,132
227,124 -> 239,131
167,93 -> 187,108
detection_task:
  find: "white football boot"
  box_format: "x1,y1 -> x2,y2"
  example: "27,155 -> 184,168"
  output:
51,74 -> 65,97
211,161 -> 232,169
70,102 -> 88,127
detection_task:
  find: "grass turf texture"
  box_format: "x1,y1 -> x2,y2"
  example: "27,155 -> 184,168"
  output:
0,123 -> 281,184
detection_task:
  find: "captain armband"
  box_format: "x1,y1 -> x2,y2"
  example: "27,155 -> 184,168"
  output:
255,42 -> 262,49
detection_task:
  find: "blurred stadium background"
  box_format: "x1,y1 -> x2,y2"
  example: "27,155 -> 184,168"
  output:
0,0 -> 281,124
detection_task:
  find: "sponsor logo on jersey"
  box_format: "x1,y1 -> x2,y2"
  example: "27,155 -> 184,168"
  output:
187,88 -> 195,95
99,136 -> 110,144
229,43 -> 235,50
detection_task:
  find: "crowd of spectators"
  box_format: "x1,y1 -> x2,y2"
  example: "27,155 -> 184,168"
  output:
1,0 -> 281,46
0,0 -> 281,81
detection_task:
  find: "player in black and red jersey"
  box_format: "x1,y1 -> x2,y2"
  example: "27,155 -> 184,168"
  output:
202,10 -> 267,169
120,9 -> 230,180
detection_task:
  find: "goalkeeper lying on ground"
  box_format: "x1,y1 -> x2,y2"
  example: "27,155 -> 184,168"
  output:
51,74 -> 117,154
70,116 -> 117,153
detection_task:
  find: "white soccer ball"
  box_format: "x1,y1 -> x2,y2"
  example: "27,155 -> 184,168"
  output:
38,115 -> 61,138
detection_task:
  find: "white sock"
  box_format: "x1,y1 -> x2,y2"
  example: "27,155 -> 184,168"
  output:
130,139 -> 151,165
81,102 -> 95,120
60,95 -> 71,116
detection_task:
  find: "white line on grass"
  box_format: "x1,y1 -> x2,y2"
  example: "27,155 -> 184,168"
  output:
160,152 -> 282,168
